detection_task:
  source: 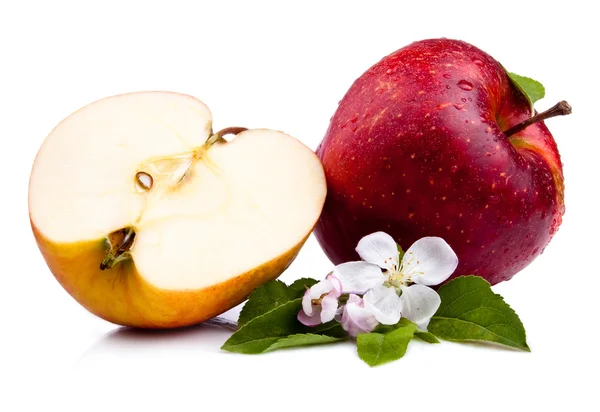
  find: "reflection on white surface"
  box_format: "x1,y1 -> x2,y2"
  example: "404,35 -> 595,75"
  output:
77,308 -> 241,366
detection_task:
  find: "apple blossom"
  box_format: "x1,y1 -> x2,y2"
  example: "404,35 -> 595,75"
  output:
297,274 -> 342,326
334,232 -> 458,326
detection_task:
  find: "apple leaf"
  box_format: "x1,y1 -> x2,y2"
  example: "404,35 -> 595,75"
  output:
288,277 -> 320,297
265,333 -> 344,352
508,72 -> 545,112
222,298 -> 346,354
428,276 -> 529,351
414,331 -> 440,344
356,319 -> 418,366
237,278 -> 317,327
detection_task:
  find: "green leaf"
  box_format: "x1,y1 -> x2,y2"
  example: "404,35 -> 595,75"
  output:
288,277 -> 319,297
508,72 -> 545,112
356,318 -> 418,366
266,333 -> 344,352
237,280 -> 293,327
429,276 -> 529,351
238,278 -> 318,327
397,243 -> 405,263
414,331 -> 440,344
223,299 -> 306,353
222,298 -> 346,354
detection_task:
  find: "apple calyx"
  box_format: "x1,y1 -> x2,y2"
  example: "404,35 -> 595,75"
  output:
503,100 -> 572,138
100,227 -> 136,270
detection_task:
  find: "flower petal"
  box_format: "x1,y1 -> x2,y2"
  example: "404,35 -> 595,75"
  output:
309,278 -> 334,299
347,293 -> 363,305
417,318 -> 431,332
356,231 -> 399,271
363,285 -> 403,325
401,237 -> 458,286
341,294 -> 379,337
326,274 -> 343,297
332,261 -> 386,294
320,294 -> 339,323
400,284 -> 441,325
298,308 -> 322,326
302,290 -> 313,316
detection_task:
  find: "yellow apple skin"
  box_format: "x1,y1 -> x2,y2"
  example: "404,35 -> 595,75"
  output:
32,223 -> 308,328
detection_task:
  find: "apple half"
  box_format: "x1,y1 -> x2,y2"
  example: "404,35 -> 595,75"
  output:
29,92 -> 326,328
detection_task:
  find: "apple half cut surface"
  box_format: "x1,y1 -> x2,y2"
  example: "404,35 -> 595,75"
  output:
29,92 -> 327,328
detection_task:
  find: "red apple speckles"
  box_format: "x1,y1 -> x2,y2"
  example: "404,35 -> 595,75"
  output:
314,39 -> 565,286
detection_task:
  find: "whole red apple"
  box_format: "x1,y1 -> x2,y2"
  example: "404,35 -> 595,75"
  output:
314,39 -> 566,285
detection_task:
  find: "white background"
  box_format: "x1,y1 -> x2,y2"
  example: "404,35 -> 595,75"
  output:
1,1 -> 598,410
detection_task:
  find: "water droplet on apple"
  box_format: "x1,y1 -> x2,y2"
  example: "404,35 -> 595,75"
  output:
457,80 -> 473,91
350,116 -> 358,123
451,165 -> 458,173
461,98 -> 467,102
443,74 -> 452,79
446,85 -> 451,89
468,97 -> 472,102
473,59 -> 484,66
503,248 -> 510,254
531,247 -> 539,256
453,103 -> 464,110
488,194 -> 501,204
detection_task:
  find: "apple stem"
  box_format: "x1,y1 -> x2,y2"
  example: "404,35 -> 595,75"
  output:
205,127 -> 248,147
203,317 -> 239,331
503,100 -> 572,138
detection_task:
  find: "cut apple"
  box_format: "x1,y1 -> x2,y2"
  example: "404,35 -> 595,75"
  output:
29,92 -> 326,328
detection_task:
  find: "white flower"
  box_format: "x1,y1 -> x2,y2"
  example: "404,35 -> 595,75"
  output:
334,232 -> 458,327
297,274 -> 342,326
340,294 -> 379,337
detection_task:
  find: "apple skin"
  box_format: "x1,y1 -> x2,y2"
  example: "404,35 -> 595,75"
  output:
32,224 -> 308,328
314,39 -> 564,285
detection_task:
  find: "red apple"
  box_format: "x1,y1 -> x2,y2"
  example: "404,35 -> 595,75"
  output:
314,39 -> 567,285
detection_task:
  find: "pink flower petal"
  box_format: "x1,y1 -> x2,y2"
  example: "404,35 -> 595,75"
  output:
298,308 -> 322,326
341,294 -> 379,337
302,289 -> 313,316
320,293 -> 339,323
326,274 -> 343,297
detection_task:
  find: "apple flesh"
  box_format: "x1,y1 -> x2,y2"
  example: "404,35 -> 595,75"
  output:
314,39 -> 565,285
29,92 -> 326,328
